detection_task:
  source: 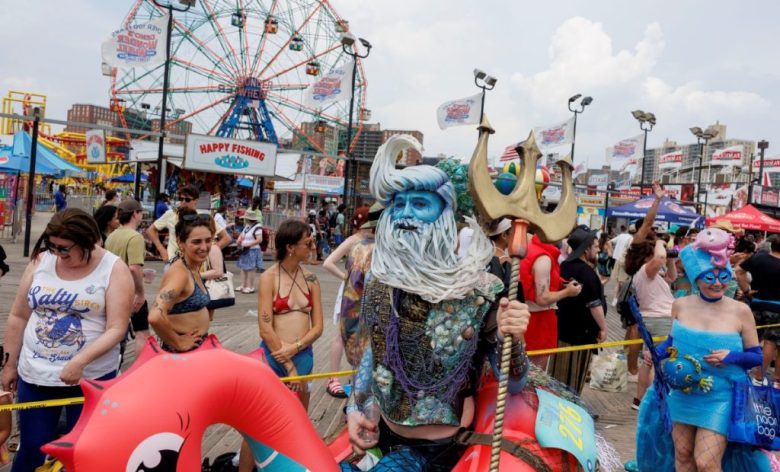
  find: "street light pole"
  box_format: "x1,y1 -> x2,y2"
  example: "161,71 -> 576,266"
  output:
152,0 -> 193,214
631,110 -> 656,193
757,140 -> 769,204
689,126 -> 719,214
340,33 -> 371,227
568,94 -> 593,162
473,69 -> 497,126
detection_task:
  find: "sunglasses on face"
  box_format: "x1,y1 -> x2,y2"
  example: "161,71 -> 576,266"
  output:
181,213 -> 211,223
45,240 -> 76,255
699,269 -> 732,285
178,196 -> 195,203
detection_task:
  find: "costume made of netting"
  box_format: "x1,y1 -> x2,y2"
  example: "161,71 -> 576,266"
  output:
363,272 -> 506,427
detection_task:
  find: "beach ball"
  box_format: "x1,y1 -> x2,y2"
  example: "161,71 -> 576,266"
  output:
535,166 -> 550,200
502,161 -> 522,177
495,172 -> 518,195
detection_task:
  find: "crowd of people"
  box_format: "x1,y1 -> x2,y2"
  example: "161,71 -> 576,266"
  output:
3,168 -> 780,471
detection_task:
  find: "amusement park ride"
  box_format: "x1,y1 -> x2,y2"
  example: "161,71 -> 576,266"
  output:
110,0 -> 367,155
3,0 -> 368,191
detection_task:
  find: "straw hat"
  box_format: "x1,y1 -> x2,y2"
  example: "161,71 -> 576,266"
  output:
708,219 -> 743,236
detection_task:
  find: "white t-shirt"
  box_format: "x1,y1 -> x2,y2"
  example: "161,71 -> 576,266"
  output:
241,223 -> 263,249
213,212 -> 227,230
611,233 -> 633,263
153,209 -> 225,260
19,252 -> 121,386
632,262 -> 674,318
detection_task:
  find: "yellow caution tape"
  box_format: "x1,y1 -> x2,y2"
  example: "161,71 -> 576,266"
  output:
4,322 -> 780,412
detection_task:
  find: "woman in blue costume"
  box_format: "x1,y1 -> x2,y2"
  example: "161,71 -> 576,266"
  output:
636,242 -> 768,471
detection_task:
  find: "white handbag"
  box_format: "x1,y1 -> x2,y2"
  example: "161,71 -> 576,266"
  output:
204,255 -> 235,309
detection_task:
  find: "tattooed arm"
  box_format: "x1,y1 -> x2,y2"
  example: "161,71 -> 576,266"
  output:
148,267 -> 195,351
257,268 -> 288,361
533,255 -> 581,307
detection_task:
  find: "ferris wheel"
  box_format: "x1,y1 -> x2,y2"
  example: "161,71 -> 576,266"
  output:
112,0 -> 367,154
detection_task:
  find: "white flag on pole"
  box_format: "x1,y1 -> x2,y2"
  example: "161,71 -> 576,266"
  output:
658,150 -> 683,171
712,145 -> 744,166
436,93 -> 482,129
303,60 -> 354,108
101,14 -> 169,69
606,135 -> 644,176
533,117 -> 575,149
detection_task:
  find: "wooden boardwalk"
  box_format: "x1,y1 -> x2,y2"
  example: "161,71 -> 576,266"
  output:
0,211 -> 643,470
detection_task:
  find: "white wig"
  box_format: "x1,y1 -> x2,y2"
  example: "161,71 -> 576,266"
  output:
369,135 -> 456,211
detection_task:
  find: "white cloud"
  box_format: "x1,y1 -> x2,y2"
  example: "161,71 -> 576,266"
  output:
511,17 -> 664,111
641,77 -> 769,115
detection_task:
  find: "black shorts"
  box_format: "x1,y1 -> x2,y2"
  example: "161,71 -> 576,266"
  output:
753,310 -> 780,344
131,300 -> 150,332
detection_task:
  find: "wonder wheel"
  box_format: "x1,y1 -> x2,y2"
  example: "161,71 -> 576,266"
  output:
112,0 -> 367,153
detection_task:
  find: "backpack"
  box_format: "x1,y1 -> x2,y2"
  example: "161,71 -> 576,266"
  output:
259,227 -> 270,252
616,277 -> 636,326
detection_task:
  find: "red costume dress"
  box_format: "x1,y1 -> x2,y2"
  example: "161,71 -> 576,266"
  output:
519,235 -> 562,351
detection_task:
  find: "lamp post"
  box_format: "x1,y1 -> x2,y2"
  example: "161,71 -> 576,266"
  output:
340,32 -> 371,224
152,0 -> 194,215
631,110 -> 656,193
689,125 -> 719,214
568,94 -> 593,162
473,68 -> 497,124
23,107 -> 41,258
604,181 -> 615,232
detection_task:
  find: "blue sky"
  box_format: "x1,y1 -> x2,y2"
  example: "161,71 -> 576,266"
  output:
1,0 -> 778,167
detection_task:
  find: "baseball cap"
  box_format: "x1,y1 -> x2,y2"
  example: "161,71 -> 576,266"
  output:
118,198 -> 143,214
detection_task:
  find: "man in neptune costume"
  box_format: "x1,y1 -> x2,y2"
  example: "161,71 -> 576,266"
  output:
636,229 -> 779,471
342,135 -> 532,470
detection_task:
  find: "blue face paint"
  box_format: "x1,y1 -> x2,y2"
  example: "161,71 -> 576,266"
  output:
390,190 -> 445,224
698,268 -> 732,285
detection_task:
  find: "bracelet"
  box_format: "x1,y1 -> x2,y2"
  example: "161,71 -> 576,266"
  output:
295,341 -> 303,352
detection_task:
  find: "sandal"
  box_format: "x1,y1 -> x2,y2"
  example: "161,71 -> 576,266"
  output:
326,377 -> 347,398
242,287 -> 256,294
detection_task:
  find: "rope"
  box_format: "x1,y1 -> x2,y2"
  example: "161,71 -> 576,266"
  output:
4,322 -> 779,412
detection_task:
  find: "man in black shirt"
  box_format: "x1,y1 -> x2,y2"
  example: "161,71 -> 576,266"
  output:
549,226 -> 608,394
737,234 -> 780,379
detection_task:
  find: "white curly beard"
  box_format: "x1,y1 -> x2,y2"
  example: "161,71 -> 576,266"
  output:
371,210 -> 493,304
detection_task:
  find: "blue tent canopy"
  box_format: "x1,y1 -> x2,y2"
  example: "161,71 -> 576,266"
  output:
0,144 -> 60,175
10,131 -> 84,177
237,177 -> 253,188
606,196 -> 701,226
110,172 -> 147,183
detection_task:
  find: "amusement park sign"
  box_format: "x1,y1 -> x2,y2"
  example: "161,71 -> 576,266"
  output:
184,134 -> 278,177
85,129 -> 106,164
101,15 -> 168,69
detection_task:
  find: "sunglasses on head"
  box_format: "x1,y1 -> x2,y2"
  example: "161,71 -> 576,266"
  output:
178,196 -> 195,203
45,240 -> 76,255
181,213 -> 211,223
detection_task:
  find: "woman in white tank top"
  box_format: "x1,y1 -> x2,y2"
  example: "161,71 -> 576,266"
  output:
1,209 -> 133,471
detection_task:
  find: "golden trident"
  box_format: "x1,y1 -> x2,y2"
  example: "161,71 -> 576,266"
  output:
468,116 -> 577,471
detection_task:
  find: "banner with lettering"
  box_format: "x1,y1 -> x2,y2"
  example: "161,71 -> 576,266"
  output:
607,135 -> 644,175
533,117 -> 575,149
184,133 -> 278,177
712,145 -> 744,166
659,151 -> 683,171
303,60 -> 354,108
436,93 -> 482,129
101,14 -> 168,69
